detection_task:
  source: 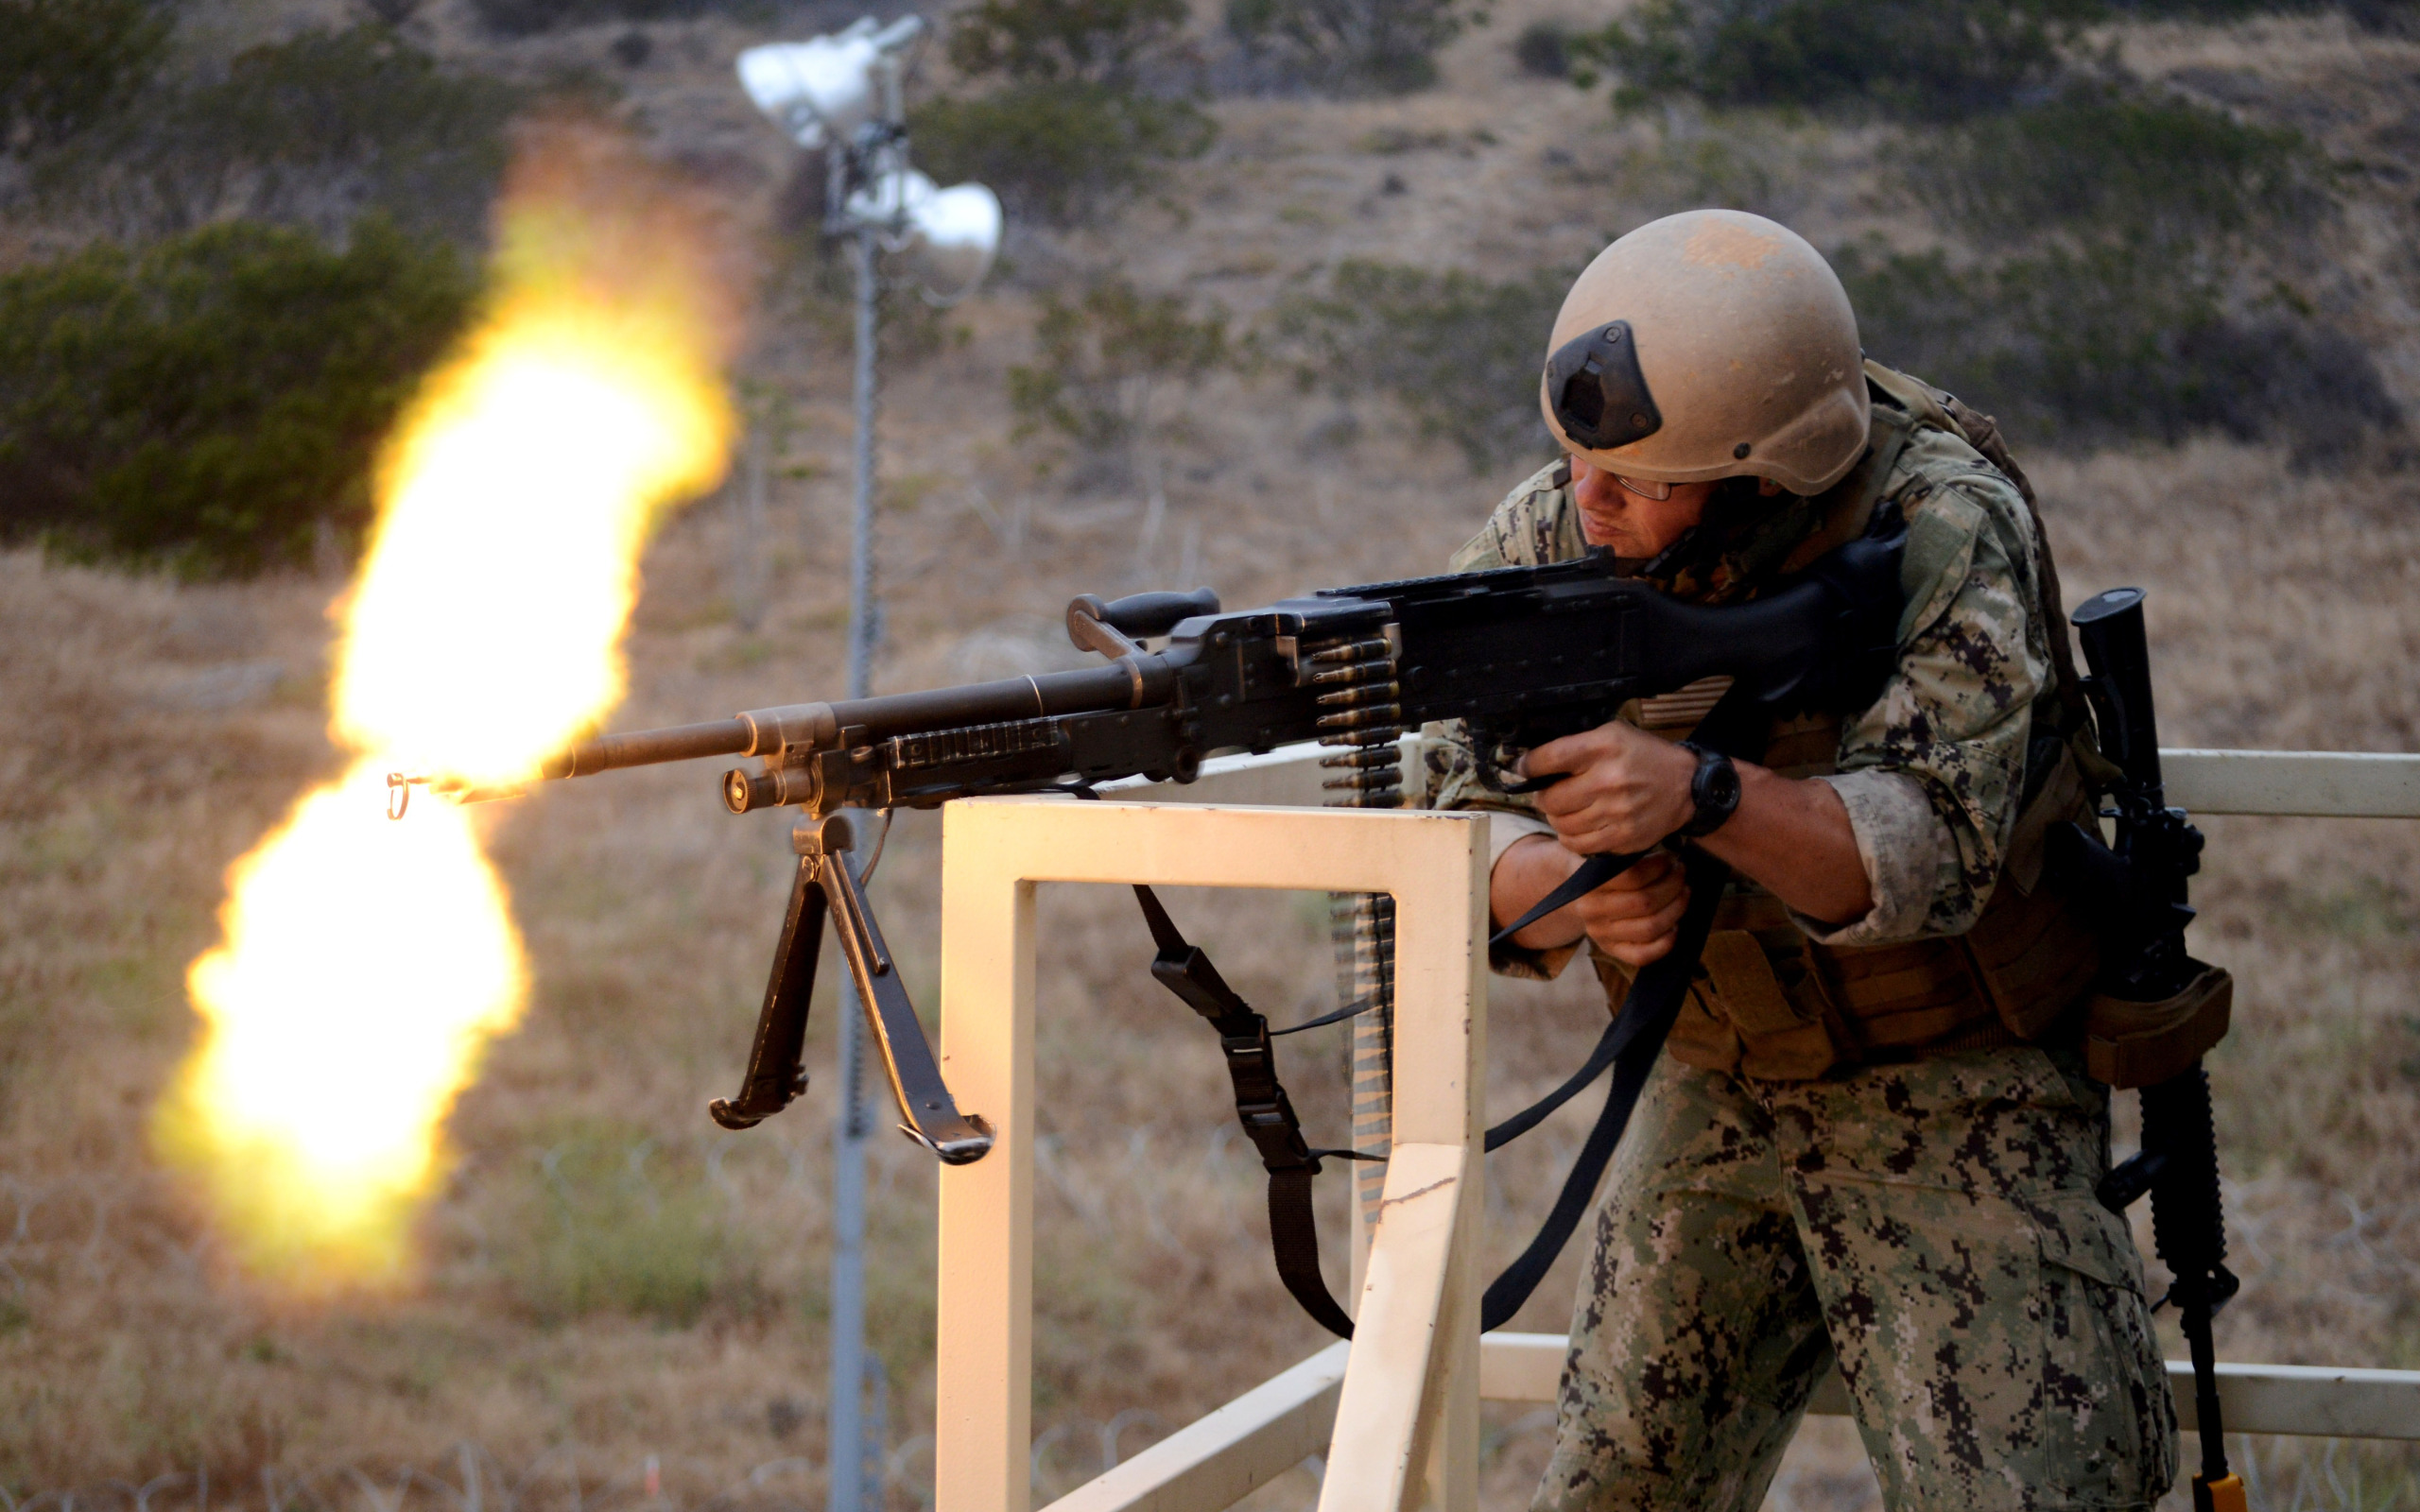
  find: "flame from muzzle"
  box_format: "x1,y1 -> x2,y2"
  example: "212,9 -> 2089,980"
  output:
161,130 -> 735,1290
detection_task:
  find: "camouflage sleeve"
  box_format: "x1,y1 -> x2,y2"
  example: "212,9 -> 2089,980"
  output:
1445,458 -> 1583,575
1805,462 -> 2048,943
1423,458 -> 1590,979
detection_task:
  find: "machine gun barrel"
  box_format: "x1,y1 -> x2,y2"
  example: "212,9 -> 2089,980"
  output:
383,537 -> 1914,1180
817,657 -> 1173,738
542,717 -> 754,779
530,659 -> 1174,784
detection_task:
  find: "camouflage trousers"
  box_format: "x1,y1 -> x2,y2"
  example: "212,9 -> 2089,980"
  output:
1532,1047 -> 2178,1512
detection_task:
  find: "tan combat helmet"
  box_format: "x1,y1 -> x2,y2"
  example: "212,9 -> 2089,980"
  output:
1541,209 -> 1870,498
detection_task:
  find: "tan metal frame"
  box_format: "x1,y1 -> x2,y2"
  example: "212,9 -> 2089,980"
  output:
934,796 -> 1490,1512
941,746 -> 2420,1512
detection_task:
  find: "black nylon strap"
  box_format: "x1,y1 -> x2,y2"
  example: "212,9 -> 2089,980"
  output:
1133,870 -> 1715,1341
1127,687 -> 1758,1340
1132,879 -> 1362,1336
1268,1166 -> 1358,1338
1132,881 -> 1191,959
1489,848 -> 1651,947
1483,1016 -> 1620,1153
1130,880 -> 1363,1337
1478,846 -> 1730,1330
1272,997 -> 1374,1036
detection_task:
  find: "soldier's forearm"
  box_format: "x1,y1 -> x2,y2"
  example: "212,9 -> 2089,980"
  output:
1698,763 -> 1872,927
1491,833 -> 1591,949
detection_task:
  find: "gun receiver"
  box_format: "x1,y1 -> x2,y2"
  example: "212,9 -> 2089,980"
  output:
389,523 -> 1906,1162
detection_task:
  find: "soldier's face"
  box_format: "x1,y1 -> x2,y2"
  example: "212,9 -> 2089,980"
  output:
1567,454 -> 1713,557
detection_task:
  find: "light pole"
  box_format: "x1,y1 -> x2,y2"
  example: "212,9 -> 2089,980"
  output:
735,21 -> 1000,1512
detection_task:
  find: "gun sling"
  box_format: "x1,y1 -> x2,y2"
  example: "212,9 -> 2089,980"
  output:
1121,694 -> 1766,1339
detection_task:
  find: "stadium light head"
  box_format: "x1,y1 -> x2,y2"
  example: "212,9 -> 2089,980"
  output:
846,169 -> 1004,304
735,14 -> 924,151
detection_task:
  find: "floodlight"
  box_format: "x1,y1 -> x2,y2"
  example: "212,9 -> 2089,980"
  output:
844,169 -> 1003,303
735,15 -> 924,151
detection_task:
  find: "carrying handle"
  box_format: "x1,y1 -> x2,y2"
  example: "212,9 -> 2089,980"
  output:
1068,588 -> 1221,658
1101,587 -> 1219,637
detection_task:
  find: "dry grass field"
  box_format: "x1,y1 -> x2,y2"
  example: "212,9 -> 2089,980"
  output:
4,3 -> 2418,1510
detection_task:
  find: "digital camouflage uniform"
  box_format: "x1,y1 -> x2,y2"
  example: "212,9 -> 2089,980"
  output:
1426,376 -> 2180,1511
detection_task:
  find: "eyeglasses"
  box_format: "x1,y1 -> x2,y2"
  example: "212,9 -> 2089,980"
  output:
1613,473 -> 1672,501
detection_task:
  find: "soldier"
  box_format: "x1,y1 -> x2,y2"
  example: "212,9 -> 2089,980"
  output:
1426,209 -> 2180,1510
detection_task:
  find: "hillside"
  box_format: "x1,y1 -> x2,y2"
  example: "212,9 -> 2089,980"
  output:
2,2 -> 2417,1509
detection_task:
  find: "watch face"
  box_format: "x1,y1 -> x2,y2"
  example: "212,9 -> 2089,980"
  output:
1707,761 -> 1741,807
1688,750 -> 1740,836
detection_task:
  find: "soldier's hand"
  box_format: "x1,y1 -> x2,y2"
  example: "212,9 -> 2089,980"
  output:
1492,835 -> 1690,967
1568,848 -> 1690,966
1520,720 -> 1700,855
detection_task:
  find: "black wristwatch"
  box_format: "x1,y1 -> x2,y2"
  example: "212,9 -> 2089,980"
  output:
1678,742 -> 1741,837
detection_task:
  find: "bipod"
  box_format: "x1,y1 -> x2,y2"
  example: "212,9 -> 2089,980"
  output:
709,812 -> 994,1164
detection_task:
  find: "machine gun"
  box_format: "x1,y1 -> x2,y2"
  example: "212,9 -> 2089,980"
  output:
390,518 -> 1905,1170
2050,588 -> 2245,1512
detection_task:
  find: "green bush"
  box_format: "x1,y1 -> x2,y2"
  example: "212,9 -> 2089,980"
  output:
1556,112 -> 1816,225
1270,260 -> 1568,469
2101,0 -> 2325,12
1909,87 -> 2327,248
39,26 -> 523,245
1839,241 -> 2399,462
470,0 -> 769,37
910,84 -> 1215,226
1850,82 -> 2393,460
1224,0 -> 1481,94
1008,276 -> 1230,485
914,0 -> 1212,227
0,0 -> 171,153
0,217 -> 477,576
1574,0 -> 2092,121
946,0 -> 1193,84
1515,19 -> 1572,77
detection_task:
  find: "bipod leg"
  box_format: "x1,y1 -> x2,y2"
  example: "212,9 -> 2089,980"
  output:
709,839 -> 828,1130
817,823 -> 994,1165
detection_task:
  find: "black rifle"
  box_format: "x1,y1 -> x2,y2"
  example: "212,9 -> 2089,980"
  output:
2050,589 -> 2245,1512
390,519 -> 1906,1181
